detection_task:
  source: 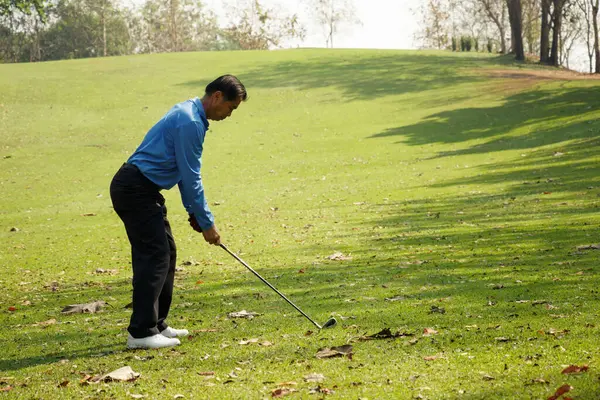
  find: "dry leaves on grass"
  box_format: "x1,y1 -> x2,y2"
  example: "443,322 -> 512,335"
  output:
84,366 -> 140,384
227,310 -> 261,319
271,388 -> 296,397
561,365 -> 588,374
576,244 -> 600,250
316,345 -> 353,359
94,268 -> 118,275
358,328 -> 413,341
61,300 -> 106,314
309,385 -> 334,395
547,384 -> 572,400
423,328 -> 438,336
34,318 -> 57,327
326,252 -> 352,261
238,338 -> 273,346
304,373 -> 325,383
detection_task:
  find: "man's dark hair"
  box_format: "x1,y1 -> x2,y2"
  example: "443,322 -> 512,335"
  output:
205,75 -> 248,102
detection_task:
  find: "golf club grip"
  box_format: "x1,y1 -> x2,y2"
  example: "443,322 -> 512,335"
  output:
219,243 -> 322,329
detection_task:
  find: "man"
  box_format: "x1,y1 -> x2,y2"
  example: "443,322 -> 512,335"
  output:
110,75 -> 247,349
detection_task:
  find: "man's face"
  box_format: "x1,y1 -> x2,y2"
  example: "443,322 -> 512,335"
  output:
207,92 -> 242,121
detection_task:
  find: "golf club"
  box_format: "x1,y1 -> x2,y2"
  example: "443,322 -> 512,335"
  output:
220,243 -> 337,330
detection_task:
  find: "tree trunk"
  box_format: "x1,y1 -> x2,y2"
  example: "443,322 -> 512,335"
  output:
507,0 -> 525,60
169,0 -> 179,52
593,0 -> 600,72
102,1 -> 107,57
549,0 -> 565,66
540,0 -> 551,62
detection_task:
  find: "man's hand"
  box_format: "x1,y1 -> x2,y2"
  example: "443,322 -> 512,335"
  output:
188,214 -> 203,233
202,225 -> 221,245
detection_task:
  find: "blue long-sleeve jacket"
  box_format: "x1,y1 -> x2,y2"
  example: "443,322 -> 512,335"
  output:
127,97 -> 214,230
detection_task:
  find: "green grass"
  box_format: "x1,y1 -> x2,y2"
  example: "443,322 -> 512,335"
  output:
1,49 -> 599,399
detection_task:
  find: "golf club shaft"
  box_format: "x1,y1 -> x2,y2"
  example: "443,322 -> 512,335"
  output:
220,243 -> 322,329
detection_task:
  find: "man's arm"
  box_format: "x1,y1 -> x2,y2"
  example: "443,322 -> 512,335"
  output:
172,121 -> 215,231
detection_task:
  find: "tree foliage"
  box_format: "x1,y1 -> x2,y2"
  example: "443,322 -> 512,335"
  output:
308,0 -> 360,48
0,0 -> 48,20
221,0 -> 305,50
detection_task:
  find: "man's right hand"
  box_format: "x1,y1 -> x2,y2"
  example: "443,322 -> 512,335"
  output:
202,225 -> 221,245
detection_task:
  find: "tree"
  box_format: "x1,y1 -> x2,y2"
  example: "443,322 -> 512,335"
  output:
414,0 -> 451,49
507,0 -> 525,59
130,0 -> 221,53
521,0 -> 540,54
559,1 -> 584,68
221,0 -> 305,50
40,0 -> 131,60
577,0 -> 594,71
592,0 -> 600,72
549,0 -> 568,66
475,0 -> 509,53
0,0 -> 48,20
308,0 -> 360,48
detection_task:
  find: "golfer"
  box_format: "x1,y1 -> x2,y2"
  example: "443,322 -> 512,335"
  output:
110,75 -> 247,349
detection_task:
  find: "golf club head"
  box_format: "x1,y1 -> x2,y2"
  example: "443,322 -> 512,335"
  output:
321,317 -> 337,329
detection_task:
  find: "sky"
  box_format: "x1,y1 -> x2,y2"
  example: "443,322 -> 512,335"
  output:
124,0 -> 421,50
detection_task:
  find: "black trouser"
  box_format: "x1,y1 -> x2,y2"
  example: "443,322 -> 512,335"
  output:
110,163 -> 176,338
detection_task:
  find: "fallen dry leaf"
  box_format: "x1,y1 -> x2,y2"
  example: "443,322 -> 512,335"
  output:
94,268 -> 118,275
197,372 -> 215,376
529,378 -> 549,385
561,365 -> 588,374
57,380 -> 69,387
423,355 -> 439,361
548,384 -> 572,400
309,385 -> 334,395
482,374 -> 495,381
239,338 -> 260,345
271,388 -> 296,397
227,310 -> 261,319
61,300 -> 106,314
423,328 -> 438,336
91,366 -> 140,383
36,319 -> 57,327
316,345 -> 353,359
385,295 -> 406,302
359,327 -> 413,341
576,244 -> 600,250
304,373 -> 325,383
81,213 -> 96,217
0,386 -> 12,392
260,341 -> 273,347
326,252 -> 352,261
276,381 -> 297,387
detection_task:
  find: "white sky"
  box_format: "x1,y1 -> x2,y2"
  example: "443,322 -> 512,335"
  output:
123,0 -> 421,50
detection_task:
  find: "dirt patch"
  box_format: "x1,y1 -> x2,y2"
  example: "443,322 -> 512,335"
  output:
483,68 -> 600,81
471,67 -> 600,95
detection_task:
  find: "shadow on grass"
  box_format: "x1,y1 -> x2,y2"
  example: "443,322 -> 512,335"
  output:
369,86 -> 600,154
178,52 -> 502,101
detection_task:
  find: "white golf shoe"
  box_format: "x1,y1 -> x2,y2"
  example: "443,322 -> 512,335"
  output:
127,333 -> 181,349
160,326 -> 189,338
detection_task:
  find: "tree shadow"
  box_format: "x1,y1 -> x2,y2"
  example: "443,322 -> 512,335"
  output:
177,52 -> 505,102
369,85 -> 600,153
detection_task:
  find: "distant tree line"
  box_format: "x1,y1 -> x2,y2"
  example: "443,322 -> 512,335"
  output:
414,0 -> 600,73
0,0 -> 362,63
0,0 -> 305,62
